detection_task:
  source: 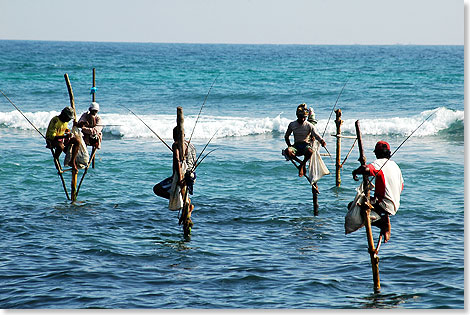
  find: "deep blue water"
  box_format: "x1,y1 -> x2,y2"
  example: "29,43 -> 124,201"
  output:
0,41 -> 464,309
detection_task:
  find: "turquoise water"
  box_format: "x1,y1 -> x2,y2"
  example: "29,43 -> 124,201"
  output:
0,41 -> 464,308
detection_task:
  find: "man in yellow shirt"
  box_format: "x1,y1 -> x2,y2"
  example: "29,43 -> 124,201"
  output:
46,106 -> 81,171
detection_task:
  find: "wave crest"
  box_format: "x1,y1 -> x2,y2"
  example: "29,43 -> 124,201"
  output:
0,107 -> 463,139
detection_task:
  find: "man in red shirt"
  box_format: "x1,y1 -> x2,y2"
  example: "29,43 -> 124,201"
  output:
352,141 -> 404,242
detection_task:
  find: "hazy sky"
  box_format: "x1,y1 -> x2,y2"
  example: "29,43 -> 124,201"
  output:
0,0 -> 464,45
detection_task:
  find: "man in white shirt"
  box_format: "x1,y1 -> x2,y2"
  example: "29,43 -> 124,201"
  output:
284,103 -> 327,177
352,141 -> 404,243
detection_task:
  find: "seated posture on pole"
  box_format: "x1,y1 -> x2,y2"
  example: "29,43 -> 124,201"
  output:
153,127 -> 197,201
46,106 -> 81,171
352,141 -> 404,243
284,103 -> 326,177
77,102 -> 103,149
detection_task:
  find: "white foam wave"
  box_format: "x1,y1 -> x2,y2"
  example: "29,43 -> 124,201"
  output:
0,107 -> 463,139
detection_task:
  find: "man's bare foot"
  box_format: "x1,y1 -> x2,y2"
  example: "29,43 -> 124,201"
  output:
381,216 -> 391,243
68,161 -> 78,171
298,164 -> 306,177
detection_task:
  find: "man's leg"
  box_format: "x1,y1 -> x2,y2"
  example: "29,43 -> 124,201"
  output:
53,144 -> 64,160
153,176 -> 172,199
153,183 -> 170,199
371,207 -> 391,243
380,214 -> 391,243
286,147 -> 303,164
67,137 -> 80,170
298,148 -> 313,177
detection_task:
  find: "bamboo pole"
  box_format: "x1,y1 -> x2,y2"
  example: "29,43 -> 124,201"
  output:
177,107 -> 193,236
335,109 -> 343,187
92,68 -> 96,103
64,73 -> 78,202
76,146 -> 97,196
50,148 -> 70,200
287,158 -> 319,215
355,120 -> 380,293
312,183 -> 319,216
331,134 -> 357,139
92,68 -> 96,168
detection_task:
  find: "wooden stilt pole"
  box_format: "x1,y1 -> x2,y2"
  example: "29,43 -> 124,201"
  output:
335,109 -> 343,187
64,73 -> 78,202
355,120 -> 380,293
176,107 -> 193,236
287,157 -> 319,216
76,146 -> 97,196
312,184 -> 319,216
91,68 -> 96,169
50,148 -> 70,200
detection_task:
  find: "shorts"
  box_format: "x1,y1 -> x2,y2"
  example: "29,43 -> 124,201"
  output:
155,172 -> 197,196
158,176 -> 173,194
290,142 -> 312,156
46,136 -> 71,149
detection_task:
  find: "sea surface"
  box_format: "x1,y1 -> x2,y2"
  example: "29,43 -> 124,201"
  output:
0,41 -> 464,309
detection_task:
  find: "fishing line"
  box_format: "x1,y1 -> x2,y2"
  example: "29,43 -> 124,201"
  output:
193,148 -> 218,171
322,77 -> 350,138
118,104 -> 172,151
0,89 -> 46,139
192,128 -> 220,171
188,73 -> 220,144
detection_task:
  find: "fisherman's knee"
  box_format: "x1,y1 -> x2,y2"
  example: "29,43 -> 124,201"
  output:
72,136 -> 81,145
286,147 -> 295,157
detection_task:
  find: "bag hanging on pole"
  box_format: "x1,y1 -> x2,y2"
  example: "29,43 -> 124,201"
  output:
307,140 -> 330,184
345,182 -> 381,234
64,126 -> 89,169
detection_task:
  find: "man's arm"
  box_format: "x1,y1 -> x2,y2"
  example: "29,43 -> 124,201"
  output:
311,125 -> 326,147
172,143 -> 184,186
352,164 -> 371,181
284,124 -> 293,147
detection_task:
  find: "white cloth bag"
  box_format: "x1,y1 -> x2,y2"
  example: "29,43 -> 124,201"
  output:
344,182 -> 380,234
64,126 -> 89,169
307,141 -> 330,184
168,161 -> 188,211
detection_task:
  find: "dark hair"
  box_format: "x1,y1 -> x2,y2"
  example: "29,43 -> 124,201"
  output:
375,149 -> 391,159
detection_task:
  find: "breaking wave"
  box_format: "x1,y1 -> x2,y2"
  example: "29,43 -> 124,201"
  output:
0,107 -> 463,140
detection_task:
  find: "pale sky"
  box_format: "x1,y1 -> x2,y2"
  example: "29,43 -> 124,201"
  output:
0,0 -> 464,45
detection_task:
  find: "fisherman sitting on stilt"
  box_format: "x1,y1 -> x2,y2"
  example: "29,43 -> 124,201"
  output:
283,103 -> 327,177
46,106 -> 81,171
77,102 -> 103,150
352,141 -> 404,243
153,127 -> 197,205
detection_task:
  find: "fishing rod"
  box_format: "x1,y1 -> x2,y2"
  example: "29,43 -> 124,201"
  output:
0,88 -> 71,199
191,128 -> 220,172
0,89 -> 46,139
118,104 -> 172,151
322,77 -> 350,138
188,73 -> 220,144
193,148 -> 218,171
364,109 -> 437,185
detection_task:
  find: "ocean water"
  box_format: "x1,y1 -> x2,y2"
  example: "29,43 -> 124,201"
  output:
0,41 -> 464,309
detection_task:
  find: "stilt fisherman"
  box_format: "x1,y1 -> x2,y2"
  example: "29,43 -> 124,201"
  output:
284,103 -> 327,177
352,141 -> 404,242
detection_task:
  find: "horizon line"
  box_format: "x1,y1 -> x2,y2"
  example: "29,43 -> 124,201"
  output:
0,38 -> 463,46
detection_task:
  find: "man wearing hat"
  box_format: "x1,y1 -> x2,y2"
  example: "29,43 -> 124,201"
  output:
352,140 -> 404,243
284,103 -> 327,177
46,106 -> 81,171
77,102 -> 103,149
